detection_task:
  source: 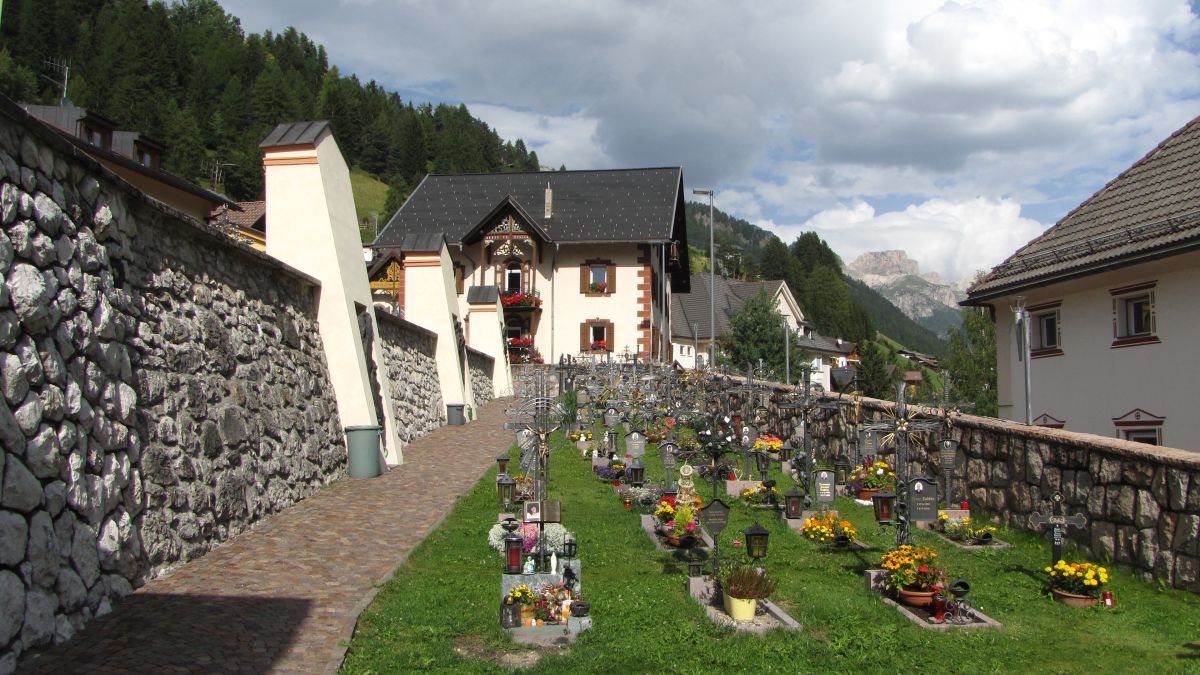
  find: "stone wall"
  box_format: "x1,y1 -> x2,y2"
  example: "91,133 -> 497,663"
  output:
748,380 -> 1200,593
0,101 -> 345,670
377,312 -> 443,443
466,347 -> 494,408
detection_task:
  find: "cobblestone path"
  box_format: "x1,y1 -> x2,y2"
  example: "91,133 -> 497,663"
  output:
18,398 -> 514,674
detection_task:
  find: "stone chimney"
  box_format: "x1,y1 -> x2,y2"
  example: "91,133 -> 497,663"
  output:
544,182 -> 553,220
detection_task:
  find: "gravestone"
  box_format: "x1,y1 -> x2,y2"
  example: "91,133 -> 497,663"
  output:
814,470 -> 836,506
907,477 -> 939,523
700,499 -> 731,538
626,432 -> 646,459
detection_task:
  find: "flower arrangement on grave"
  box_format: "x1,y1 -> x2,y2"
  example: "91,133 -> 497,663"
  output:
1044,560 -> 1109,598
739,482 -> 781,506
879,545 -> 946,593
718,560 -> 777,620
938,513 -> 997,542
505,584 -> 535,606
487,522 -> 572,555
676,426 -> 701,453
849,458 -> 897,491
619,484 -> 663,510
645,420 -> 668,442
800,512 -> 859,544
752,434 -> 783,454
532,582 -> 573,623
697,461 -> 738,481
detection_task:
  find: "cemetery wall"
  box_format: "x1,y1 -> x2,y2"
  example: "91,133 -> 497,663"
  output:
466,347 -> 494,407
750,382 -> 1200,593
377,312 -> 444,441
0,102 -> 345,668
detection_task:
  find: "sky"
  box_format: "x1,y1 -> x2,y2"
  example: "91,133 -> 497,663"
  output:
220,0 -> 1200,282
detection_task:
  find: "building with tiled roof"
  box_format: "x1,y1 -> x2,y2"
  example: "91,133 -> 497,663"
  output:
964,114 -> 1200,450
671,273 -> 856,387
370,168 -> 690,363
210,200 -> 266,250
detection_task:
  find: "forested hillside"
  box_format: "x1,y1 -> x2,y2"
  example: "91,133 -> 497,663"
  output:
0,0 -> 541,211
686,201 -> 946,354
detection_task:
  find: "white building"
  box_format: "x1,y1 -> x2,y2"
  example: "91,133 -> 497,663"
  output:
369,168 -> 691,365
965,114 -> 1200,451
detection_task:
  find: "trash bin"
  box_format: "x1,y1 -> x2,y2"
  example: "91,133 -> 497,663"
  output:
345,425 -> 382,478
447,404 -> 466,425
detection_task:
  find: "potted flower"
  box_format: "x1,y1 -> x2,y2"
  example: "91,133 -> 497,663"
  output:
504,583 -> 536,624
718,560 -> 776,621
739,482 -> 781,508
879,544 -> 946,608
1044,560 -> 1109,607
800,512 -> 859,547
589,339 -> 608,351
655,494 -> 703,546
848,458 -> 896,500
752,434 -> 783,455
588,281 -> 608,293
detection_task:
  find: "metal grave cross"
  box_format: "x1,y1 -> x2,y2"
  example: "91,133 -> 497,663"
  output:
860,384 -> 941,546
932,374 -> 976,504
1029,491 -> 1088,567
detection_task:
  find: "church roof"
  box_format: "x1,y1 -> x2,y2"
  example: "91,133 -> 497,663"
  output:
967,113 -> 1200,303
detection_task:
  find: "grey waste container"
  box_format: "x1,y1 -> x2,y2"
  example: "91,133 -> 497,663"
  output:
447,404 -> 466,425
345,425 -> 382,478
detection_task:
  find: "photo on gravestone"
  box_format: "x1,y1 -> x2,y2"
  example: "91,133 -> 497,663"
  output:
907,477 -> 939,522
524,501 -> 542,523
815,470 -> 836,504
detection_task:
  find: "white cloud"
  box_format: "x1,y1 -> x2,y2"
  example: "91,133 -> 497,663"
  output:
760,197 -> 1047,282
466,103 -> 608,170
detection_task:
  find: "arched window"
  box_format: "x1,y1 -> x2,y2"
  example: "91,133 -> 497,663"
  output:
505,261 -> 522,293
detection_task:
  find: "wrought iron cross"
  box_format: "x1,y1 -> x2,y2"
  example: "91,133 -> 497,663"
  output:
1029,491 -> 1088,568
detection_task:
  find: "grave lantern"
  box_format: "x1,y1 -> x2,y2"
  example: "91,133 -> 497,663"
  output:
563,534 -> 577,559
872,489 -> 897,526
687,560 -> 704,577
834,456 -> 852,485
501,518 -> 522,574
779,440 -> 792,462
627,458 -> 645,487
743,522 -> 770,560
784,487 -> 805,519
496,453 -> 510,475
762,479 -> 778,507
497,474 -> 517,508
755,451 -> 771,479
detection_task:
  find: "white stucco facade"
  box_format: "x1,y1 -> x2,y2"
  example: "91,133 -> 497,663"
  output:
262,126 -> 404,465
991,250 -> 1200,451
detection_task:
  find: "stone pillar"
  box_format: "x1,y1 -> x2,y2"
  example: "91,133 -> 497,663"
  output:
468,298 -> 514,398
261,122 -> 403,464
402,246 -> 475,418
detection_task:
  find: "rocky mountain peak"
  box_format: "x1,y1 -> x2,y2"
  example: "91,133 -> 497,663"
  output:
844,250 -> 965,339
846,250 -> 920,279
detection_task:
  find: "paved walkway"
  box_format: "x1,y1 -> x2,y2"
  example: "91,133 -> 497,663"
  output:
18,398 -> 515,675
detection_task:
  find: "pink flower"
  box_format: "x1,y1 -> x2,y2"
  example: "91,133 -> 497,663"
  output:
685,522 -> 696,532
667,520 -> 676,528
732,538 -> 743,548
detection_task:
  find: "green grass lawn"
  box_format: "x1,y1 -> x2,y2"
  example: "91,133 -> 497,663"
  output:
341,430 -> 1200,673
350,167 -> 388,242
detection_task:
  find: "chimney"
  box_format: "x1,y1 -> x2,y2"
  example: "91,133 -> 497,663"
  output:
544,182 -> 553,220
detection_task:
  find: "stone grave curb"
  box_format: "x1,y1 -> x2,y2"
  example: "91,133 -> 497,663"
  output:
921,526 -> 1014,550
640,514 -> 714,552
686,576 -> 802,634
863,570 -> 1003,631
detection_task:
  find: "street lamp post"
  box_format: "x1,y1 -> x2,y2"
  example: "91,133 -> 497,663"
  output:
693,188 -> 715,369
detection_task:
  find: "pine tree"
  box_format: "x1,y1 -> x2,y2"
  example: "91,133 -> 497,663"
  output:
943,307 -> 998,416
857,340 -> 894,399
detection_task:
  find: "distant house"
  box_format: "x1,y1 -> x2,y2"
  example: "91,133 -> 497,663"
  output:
964,114 -> 1200,451
670,273 -> 856,387
21,101 -> 233,222
370,168 -> 690,364
210,200 -> 267,251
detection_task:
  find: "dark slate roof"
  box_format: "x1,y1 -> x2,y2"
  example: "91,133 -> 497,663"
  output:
672,273 -> 854,355
373,167 -> 685,245
260,121 -> 330,148
966,114 -> 1200,303
466,285 -> 499,304
392,232 -> 447,252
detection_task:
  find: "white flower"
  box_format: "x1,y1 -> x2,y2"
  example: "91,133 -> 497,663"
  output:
876,468 -> 884,475
723,416 -> 731,423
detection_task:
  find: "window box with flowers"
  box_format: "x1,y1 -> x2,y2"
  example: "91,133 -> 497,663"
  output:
500,290 -> 543,309
589,340 -> 608,352
507,336 -> 544,364
588,282 -> 609,294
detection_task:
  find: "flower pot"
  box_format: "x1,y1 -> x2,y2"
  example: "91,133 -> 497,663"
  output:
723,594 -> 758,621
856,487 -> 882,501
1051,588 -> 1099,608
519,605 -> 535,622
897,587 -> 937,609
971,532 -> 994,546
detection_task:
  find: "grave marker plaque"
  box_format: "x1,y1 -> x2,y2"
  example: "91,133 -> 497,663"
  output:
815,470 -> 836,504
626,432 -> 646,458
700,499 -> 731,537
907,477 -> 939,523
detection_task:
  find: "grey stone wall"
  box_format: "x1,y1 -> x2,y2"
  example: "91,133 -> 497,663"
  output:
0,102 -> 344,671
748,379 -> 1200,593
467,347 -> 494,407
377,312 -> 443,443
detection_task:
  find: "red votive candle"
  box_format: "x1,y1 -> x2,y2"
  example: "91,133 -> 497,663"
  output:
960,501 -> 969,510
